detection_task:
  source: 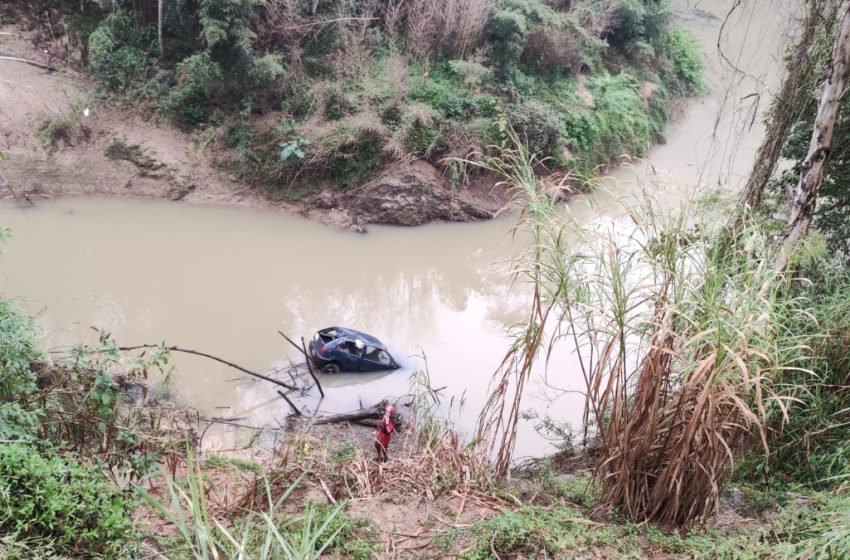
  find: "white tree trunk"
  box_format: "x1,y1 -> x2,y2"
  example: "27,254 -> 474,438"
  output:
158,0 -> 164,56
775,0 -> 850,271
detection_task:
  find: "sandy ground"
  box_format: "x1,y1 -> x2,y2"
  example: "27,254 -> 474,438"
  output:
0,25 -> 509,231
1,26 -> 306,212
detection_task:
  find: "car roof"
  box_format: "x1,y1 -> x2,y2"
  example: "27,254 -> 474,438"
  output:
331,327 -> 387,350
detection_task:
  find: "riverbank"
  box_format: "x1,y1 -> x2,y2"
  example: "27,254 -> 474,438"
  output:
0,287 -> 833,559
0,302 -> 838,559
136,413 -> 839,560
1,25 -> 510,232
2,0 -> 706,234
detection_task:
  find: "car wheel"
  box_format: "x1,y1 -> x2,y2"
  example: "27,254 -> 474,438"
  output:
321,363 -> 341,374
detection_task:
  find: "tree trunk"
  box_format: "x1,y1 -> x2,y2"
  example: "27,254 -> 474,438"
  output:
735,1 -> 825,215
775,0 -> 850,271
157,0 -> 164,56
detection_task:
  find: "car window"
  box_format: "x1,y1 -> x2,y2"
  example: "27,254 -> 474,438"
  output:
365,346 -> 392,365
340,340 -> 360,355
376,350 -> 392,365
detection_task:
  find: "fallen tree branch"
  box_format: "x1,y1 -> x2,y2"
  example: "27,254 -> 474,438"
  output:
118,344 -> 296,390
300,336 -> 324,398
278,331 -> 306,357
0,54 -> 61,72
277,330 -> 324,398
277,390 -> 302,416
278,16 -> 377,31
313,400 -> 406,427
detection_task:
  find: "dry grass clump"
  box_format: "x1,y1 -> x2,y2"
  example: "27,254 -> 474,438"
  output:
257,370 -> 494,507
586,235 -> 789,526
471,134 -> 800,526
392,0 -> 496,59
337,413 -> 493,501
520,26 -> 583,74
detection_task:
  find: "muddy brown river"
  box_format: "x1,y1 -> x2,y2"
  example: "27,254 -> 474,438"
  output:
0,0 -> 799,457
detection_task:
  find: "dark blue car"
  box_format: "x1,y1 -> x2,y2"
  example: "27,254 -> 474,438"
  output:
309,327 -> 400,374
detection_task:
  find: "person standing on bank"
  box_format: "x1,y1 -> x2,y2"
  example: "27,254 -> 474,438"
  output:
374,404 -> 397,462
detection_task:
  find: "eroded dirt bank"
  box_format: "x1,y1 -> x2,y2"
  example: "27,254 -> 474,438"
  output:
0,26 -> 508,232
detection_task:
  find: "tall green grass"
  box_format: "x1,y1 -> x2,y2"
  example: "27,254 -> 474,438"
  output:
740,249 -> 850,484
138,450 -> 346,560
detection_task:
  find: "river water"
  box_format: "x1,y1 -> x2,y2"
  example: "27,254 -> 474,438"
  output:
0,0 -> 799,457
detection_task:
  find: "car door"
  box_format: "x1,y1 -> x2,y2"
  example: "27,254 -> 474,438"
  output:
360,345 -> 392,371
336,340 -> 363,371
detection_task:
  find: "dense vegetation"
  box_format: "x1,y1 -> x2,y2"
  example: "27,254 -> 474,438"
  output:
7,0 -> 702,197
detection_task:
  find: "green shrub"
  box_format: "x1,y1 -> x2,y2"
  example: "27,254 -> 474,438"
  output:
460,505 -> 583,559
587,72 -> 651,160
485,9 -> 529,61
472,95 -> 501,118
248,53 -> 286,111
291,502 -> 379,560
322,88 -> 355,121
160,51 -> 224,128
660,27 -> 705,94
603,0 -> 672,55
264,122 -> 388,193
409,78 -> 469,118
0,444 -> 134,558
88,13 -> 154,92
448,59 -> 494,88
642,0 -> 675,44
485,0 -> 564,64
506,99 -> 565,158
742,257 -> 850,485
379,101 -> 404,126
105,137 -> 159,170
605,0 -> 646,47
0,298 -> 40,440
0,298 -> 39,399
321,125 -> 387,187
646,84 -> 669,143
250,53 -> 286,86
561,108 -> 597,154
403,119 -> 442,157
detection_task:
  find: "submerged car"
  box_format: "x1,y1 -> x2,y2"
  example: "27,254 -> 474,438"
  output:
309,327 -> 400,374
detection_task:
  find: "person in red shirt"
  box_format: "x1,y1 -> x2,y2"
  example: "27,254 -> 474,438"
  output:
374,404 -> 397,462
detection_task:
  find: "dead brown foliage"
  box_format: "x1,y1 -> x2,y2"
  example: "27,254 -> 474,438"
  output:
255,0 -> 309,70
337,418 -> 492,501
470,139 -> 788,527
520,26 -> 583,75
586,304 -> 766,527
390,0 -> 496,59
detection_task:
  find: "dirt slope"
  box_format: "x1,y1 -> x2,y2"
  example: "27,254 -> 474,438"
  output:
0,26 -> 508,231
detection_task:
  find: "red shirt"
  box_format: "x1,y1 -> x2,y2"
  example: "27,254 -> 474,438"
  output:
375,414 -> 395,448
